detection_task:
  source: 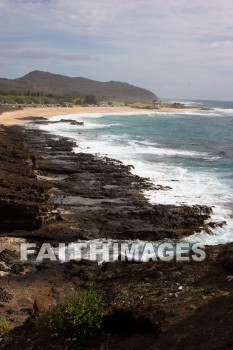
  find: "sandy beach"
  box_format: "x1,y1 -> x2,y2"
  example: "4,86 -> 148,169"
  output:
0,105 -> 199,125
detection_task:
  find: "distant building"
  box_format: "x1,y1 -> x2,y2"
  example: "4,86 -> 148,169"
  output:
98,101 -> 109,107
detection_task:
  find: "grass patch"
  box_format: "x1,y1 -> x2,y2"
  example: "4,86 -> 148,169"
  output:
0,315 -> 10,333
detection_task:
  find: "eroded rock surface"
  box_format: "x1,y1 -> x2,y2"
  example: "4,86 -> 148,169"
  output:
0,126 -> 55,232
0,125 -> 213,241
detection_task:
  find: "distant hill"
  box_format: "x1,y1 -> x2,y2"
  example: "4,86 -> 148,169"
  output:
0,71 -> 158,101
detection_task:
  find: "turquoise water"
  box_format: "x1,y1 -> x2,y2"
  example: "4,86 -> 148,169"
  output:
87,112 -> 233,185
37,100 -> 233,245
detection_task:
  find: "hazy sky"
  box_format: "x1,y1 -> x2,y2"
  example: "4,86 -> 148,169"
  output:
0,0 -> 233,100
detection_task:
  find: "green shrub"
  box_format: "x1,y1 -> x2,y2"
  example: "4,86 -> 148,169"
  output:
36,289 -> 105,341
83,94 -> 97,105
0,315 -> 10,333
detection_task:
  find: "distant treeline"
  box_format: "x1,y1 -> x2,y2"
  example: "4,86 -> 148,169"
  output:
0,89 -> 100,105
0,89 -> 81,97
0,94 -> 60,105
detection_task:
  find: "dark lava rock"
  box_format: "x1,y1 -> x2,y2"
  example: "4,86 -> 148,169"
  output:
59,119 -> 84,125
0,125 -> 213,243
0,126 -> 56,232
103,308 -> 159,334
11,263 -> 25,274
218,245 -> 233,271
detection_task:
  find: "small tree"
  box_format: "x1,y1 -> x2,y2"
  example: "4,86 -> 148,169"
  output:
83,94 -> 97,105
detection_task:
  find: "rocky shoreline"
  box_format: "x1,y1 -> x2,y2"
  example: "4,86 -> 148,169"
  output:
0,124 -> 232,349
0,123 -> 213,242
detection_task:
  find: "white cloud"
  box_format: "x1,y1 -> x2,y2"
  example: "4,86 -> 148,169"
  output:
0,45 -> 98,62
0,0 -> 233,99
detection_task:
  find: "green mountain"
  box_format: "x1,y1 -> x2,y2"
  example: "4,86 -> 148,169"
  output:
0,70 -> 158,101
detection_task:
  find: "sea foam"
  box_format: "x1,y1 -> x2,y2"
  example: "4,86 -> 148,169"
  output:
34,109 -> 233,246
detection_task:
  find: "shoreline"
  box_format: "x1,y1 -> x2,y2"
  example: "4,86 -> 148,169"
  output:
0,105 -> 200,125
0,125 -> 213,242
0,125 -> 232,349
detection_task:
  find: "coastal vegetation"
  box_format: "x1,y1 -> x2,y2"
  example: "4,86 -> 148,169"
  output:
36,289 -> 105,344
0,89 -> 186,111
0,90 -> 111,107
0,315 -> 10,333
0,89 -> 78,106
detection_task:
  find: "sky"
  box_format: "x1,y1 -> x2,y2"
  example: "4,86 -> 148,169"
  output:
0,0 -> 233,100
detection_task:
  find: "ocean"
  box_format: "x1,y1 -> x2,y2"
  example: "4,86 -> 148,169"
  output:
36,99 -> 233,246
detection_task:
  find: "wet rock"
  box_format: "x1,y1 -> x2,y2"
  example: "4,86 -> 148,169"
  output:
207,221 -> 226,228
59,119 -> 84,126
155,185 -> 172,190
